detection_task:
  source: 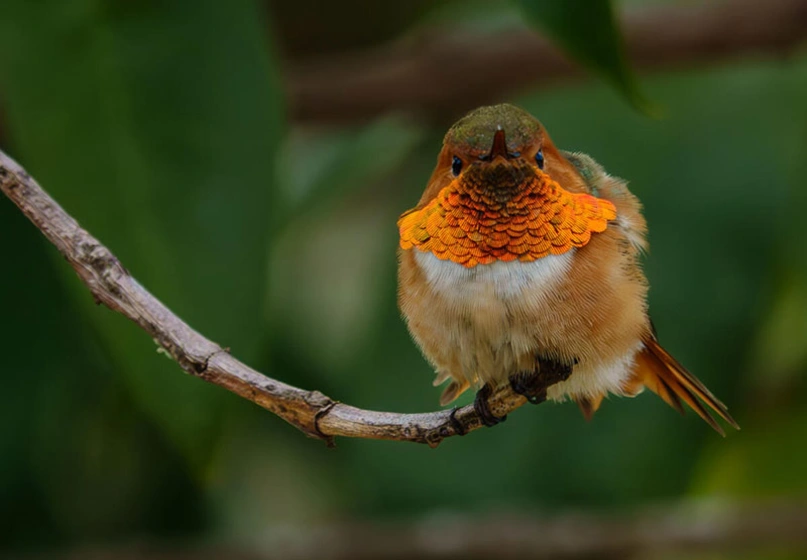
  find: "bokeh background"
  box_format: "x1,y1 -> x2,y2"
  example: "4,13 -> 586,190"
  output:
1,0 -> 806,558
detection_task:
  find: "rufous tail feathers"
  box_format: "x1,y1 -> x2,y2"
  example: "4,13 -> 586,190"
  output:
627,336 -> 740,435
575,394 -> 605,421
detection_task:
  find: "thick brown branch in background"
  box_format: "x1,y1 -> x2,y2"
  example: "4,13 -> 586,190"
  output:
288,0 -> 807,123
0,148 -> 528,446
15,499 -> 807,560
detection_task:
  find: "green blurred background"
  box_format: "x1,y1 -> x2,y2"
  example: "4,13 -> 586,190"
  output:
1,0 -> 806,558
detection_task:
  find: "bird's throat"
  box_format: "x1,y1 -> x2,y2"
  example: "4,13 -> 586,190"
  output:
398,169 -> 617,267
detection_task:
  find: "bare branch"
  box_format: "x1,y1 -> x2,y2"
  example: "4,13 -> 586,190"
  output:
15,499 -> 807,559
287,0 -> 807,123
0,148 -> 528,446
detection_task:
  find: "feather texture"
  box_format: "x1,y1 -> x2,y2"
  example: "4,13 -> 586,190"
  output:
630,337 -> 739,435
398,163 -> 616,267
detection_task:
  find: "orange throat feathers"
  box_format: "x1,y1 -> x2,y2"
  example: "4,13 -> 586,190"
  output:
398,164 -> 617,267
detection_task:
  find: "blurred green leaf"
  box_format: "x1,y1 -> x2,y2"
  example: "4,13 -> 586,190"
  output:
268,116 -> 425,376
276,115 -> 426,227
0,200 -> 205,546
0,1 -> 284,464
748,273 -> 807,388
692,404 -> 807,497
690,95 -> 807,502
515,0 -> 655,114
746,125 -> 807,390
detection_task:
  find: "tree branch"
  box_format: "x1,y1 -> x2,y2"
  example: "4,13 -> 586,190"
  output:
0,148 -> 527,446
287,0 -> 807,123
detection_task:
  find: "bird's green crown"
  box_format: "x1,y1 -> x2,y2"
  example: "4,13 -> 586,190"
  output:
444,104 -> 542,153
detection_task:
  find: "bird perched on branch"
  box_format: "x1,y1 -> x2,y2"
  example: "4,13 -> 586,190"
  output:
397,103 -> 738,434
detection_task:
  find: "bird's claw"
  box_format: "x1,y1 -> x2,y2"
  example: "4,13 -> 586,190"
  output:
509,371 -> 548,404
449,407 -> 467,436
473,385 -> 507,427
509,357 -> 576,404
538,357 -> 574,385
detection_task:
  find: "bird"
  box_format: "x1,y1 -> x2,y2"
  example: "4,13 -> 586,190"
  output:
396,103 -> 739,435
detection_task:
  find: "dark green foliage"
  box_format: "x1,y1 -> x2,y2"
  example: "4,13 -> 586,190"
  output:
516,0 -> 654,113
0,0 -> 284,463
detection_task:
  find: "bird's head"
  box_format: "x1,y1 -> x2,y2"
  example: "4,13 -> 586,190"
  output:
399,104 -> 617,267
424,104 -> 587,204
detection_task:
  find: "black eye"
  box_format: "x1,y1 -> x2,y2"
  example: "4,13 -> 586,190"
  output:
535,150 -> 545,170
452,156 -> 463,176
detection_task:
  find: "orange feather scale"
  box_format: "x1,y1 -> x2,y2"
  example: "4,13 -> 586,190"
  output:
398,170 -> 617,267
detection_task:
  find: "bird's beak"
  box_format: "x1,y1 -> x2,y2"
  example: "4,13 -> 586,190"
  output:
488,128 -> 508,160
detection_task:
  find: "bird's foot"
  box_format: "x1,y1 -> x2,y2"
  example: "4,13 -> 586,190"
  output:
509,371 -> 548,404
473,384 -> 507,427
509,357 -> 575,404
538,356 -> 575,385
449,407 -> 467,436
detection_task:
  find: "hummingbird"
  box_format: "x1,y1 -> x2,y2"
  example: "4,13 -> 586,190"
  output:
397,103 -> 739,434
